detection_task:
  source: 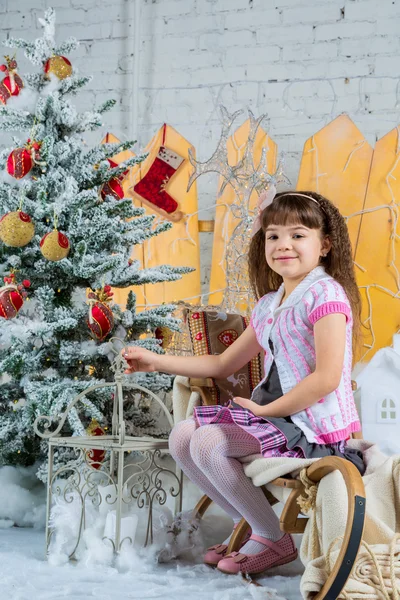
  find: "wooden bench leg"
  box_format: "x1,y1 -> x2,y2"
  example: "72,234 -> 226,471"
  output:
193,494 -> 213,520
227,517 -> 251,553
193,495 -> 251,553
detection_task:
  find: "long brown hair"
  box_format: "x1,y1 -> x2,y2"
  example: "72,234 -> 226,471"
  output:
248,190 -> 363,360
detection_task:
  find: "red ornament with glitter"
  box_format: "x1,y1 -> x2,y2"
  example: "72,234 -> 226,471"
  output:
87,286 -> 114,341
0,55 -> 24,105
0,274 -> 30,320
86,419 -> 106,469
44,55 -> 72,80
100,159 -> 128,201
7,139 -> 43,180
100,177 -> 124,201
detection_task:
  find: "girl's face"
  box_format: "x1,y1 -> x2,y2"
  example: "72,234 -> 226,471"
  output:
264,222 -> 331,284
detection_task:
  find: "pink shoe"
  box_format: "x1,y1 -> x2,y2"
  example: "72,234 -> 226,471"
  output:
203,527 -> 252,566
216,533 -> 298,575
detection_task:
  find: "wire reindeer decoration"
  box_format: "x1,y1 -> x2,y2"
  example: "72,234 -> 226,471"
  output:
187,106 -> 289,313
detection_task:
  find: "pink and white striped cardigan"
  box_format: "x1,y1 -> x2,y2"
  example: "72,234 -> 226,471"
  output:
250,265 -> 361,444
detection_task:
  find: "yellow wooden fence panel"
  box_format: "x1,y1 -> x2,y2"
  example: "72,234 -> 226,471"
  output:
208,120 -> 277,306
297,115 -> 400,360
353,126 -> 400,360
297,114 -> 373,254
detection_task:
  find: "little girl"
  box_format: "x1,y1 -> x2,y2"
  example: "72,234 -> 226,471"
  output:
123,188 -> 365,576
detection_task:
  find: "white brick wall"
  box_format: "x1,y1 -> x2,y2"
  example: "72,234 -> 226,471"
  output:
1,0 -> 400,291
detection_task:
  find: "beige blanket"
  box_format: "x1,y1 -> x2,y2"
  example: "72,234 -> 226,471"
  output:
172,375 -> 201,425
244,441 -> 400,599
172,377 -> 400,599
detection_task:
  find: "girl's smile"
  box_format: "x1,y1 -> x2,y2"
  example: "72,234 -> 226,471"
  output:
264,223 -> 331,294
274,256 -> 298,261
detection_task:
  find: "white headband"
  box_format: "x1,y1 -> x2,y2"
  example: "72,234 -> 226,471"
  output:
251,186 -> 321,236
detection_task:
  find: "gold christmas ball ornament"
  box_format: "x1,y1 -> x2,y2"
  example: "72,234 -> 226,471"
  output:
40,230 -> 70,261
0,210 -> 35,247
44,55 -> 73,80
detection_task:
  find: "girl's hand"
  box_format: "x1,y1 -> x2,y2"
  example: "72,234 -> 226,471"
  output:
232,396 -> 264,417
122,346 -> 158,374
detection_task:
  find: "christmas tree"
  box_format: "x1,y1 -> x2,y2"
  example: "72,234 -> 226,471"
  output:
0,9 -> 191,477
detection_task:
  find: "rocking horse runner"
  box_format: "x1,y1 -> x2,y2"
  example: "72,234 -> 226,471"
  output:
123,188 -> 365,577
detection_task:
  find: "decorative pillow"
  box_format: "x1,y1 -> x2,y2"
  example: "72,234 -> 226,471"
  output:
187,309 -> 264,406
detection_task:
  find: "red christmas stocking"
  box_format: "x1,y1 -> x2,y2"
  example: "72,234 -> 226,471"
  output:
133,125 -> 185,222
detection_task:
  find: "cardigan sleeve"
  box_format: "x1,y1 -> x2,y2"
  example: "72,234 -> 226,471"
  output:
305,278 -> 352,326
250,292 -> 274,344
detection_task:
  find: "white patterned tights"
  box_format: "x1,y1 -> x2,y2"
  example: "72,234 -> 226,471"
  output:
169,418 -> 283,555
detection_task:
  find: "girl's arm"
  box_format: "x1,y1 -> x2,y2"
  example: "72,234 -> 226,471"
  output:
234,313 -> 347,417
123,324 -> 263,380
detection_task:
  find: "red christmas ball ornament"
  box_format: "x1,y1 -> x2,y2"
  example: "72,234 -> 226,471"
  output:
100,177 -> 124,201
99,159 -> 129,201
0,55 -> 24,105
44,55 -> 72,80
7,147 -> 34,179
86,419 -> 106,469
40,230 -> 70,261
87,290 -> 114,341
88,301 -> 114,340
0,275 -> 29,319
7,139 -> 43,180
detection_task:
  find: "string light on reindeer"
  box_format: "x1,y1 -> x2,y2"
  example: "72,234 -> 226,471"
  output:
187,105 -> 289,315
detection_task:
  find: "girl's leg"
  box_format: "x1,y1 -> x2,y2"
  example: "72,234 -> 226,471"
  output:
189,423 -> 283,555
169,418 -> 243,523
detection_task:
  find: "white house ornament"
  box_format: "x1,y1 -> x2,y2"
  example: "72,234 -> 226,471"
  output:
40,229 -> 70,261
0,210 -> 35,247
355,334 -> 400,454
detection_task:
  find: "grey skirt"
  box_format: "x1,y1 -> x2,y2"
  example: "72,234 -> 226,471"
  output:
262,415 -> 365,475
243,342 -> 365,475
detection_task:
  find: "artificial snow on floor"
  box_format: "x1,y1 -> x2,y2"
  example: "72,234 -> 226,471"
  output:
0,527 -> 303,600
0,465 -> 304,600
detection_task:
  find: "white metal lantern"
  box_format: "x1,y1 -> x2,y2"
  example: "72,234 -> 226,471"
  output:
34,340 -> 183,558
